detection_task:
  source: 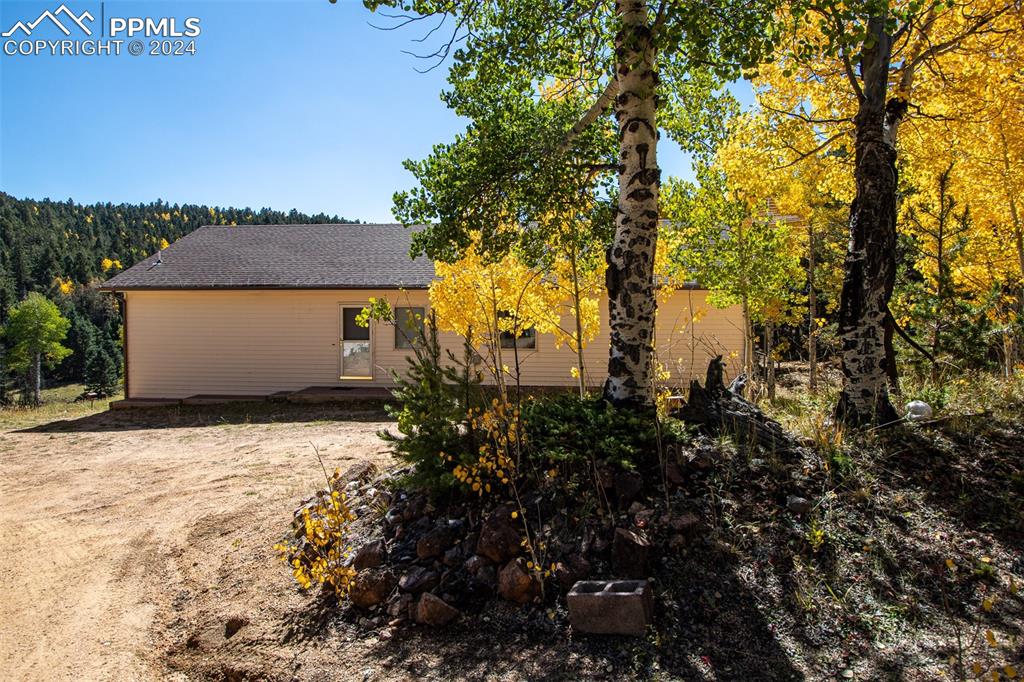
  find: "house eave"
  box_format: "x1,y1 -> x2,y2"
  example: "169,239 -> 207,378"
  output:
98,284 -> 433,293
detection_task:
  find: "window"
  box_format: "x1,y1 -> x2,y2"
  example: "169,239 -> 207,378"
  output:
341,307 -> 371,378
498,311 -> 537,350
394,307 -> 425,349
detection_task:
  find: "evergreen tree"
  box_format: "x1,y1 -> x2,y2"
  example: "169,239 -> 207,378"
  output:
84,340 -> 120,397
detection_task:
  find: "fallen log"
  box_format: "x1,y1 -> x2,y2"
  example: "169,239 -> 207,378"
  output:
673,356 -> 804,456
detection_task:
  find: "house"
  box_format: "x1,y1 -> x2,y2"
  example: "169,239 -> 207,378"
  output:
99,224 -> 743,401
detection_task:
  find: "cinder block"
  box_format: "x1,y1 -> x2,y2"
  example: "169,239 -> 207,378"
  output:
567,579 -> 652,636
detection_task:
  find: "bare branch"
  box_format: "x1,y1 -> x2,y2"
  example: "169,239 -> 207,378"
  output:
773,131 -> 845,170
556,78 -> 618,155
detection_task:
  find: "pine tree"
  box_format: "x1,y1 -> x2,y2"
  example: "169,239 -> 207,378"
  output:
84,340 -> 120,397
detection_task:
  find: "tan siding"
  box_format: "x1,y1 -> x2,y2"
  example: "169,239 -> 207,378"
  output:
126,289 -> 743,399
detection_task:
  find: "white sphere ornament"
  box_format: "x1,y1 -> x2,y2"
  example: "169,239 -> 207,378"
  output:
905,400 -> 933,421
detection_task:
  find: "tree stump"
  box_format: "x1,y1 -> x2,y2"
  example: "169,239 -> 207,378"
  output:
674,356 -> 803,455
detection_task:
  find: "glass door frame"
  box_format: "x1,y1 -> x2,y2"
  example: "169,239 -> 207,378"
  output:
339,304 -> 373,380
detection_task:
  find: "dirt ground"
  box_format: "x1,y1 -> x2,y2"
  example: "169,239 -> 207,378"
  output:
0,403 -> 397,681
2,392 -> 1021,682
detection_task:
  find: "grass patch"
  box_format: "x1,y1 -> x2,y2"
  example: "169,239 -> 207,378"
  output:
0,383 -> 122,430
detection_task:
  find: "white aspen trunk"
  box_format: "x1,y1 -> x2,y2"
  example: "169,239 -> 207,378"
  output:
808,221 -> 818,393
835,14 -> 900,425
33,351 -> 41,405
569,247 -> 587,398
741,296 -> 753,377
603,0 -> 659,407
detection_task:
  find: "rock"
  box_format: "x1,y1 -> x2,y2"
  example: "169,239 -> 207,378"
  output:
475,565 -> 497,590
669,512 -> 700,534
614,470 -> 643,506
353,539 -> 387,571
363,487 -> 391,507
341,461 -> 379,484
476,505 -> 521,564
611,527 -> 650,578
386,593 -> 413,618
384,509 -> 403,527
398,566 -> 440,594
406,494 -> 428,519
498,558 -> 541,604
554,554 -> 591,590
633,507 -> 655,528
442,546 -> 463,567
786,495 -> 813,514
664,462 -> 686,486
350,569 -> 398,609
416,525 -> 454,560
463,554 -> 491,575
414,593 -> 460,627
687,449 -> 716,471
461,532 -> 479,555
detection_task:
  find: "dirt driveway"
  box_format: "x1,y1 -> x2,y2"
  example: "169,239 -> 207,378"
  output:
0,404 -> 395,681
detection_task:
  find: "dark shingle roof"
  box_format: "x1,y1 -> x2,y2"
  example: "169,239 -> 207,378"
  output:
100,224 -> 435,290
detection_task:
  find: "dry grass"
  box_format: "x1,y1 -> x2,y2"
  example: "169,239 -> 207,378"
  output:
0,382 -> 123,430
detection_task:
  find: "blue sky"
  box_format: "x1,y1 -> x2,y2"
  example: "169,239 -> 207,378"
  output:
1,0 -> 748,223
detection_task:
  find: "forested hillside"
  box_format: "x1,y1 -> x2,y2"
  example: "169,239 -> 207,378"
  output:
0,193 -> 353,395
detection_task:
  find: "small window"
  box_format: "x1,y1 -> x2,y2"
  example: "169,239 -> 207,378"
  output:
394,307 -> 425,349
341,307 -> 371,378
498,311 -> 536,350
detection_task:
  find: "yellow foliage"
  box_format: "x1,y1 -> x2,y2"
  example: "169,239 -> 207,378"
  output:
429,232 -> 601,390
737,0 -> 1024,325
452,400 -> 521,495
274,472 -> 357,598
54,276 -> 74,296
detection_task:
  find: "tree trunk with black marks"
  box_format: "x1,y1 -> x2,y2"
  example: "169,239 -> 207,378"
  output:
808,220 -> 818,392
834,15 -> 901,426
1000,126 -> 1024,377
603,0 -> 659,408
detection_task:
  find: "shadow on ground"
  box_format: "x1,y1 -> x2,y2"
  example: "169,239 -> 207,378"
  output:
15,401 -> 392,433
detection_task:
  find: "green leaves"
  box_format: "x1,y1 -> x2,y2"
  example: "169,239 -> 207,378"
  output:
662,167 -> 803,323
368,0 -> 784,264
2,292 -> 72,371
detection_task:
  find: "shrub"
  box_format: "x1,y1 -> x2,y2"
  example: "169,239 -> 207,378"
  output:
521,392 -> 689,470
274,455 -> 357,597
376,310 -> 485,493
366,301 -> 692,499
